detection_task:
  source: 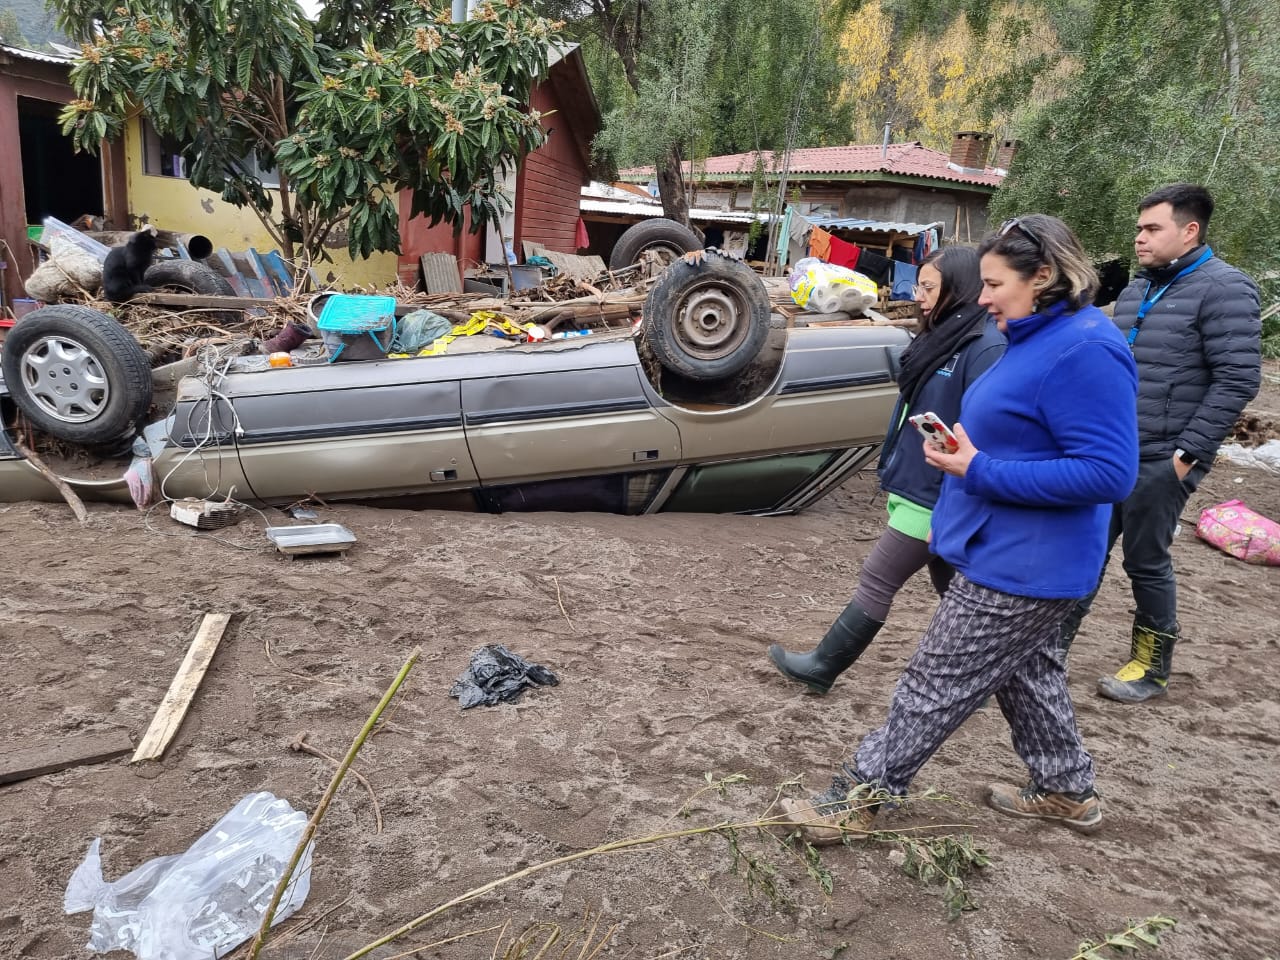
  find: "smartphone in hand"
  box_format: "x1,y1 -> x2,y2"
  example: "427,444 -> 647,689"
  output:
908,412 -> 960,454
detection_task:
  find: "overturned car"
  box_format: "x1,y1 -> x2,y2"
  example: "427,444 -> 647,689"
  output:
0,253 -> 909,516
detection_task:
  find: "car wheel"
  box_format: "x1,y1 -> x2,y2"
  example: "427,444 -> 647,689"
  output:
144,260 -> 241,325
609,218 -> 703,271
0,304 -> 153,445
642,251 -> 771,382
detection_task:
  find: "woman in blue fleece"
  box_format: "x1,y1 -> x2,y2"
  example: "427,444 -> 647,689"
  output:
779,214 -> 1139,840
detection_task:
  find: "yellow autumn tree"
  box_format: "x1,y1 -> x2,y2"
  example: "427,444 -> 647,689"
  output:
839,1 -> 1065,151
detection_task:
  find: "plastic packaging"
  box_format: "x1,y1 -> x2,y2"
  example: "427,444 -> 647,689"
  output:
551,329 -> 590,340
788,256 -> 879,314
40,215 -> 112,263
64,791 -> 313,960
450,644 -> 559,708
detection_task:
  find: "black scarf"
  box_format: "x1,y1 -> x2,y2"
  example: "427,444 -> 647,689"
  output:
896,302 -> 990,405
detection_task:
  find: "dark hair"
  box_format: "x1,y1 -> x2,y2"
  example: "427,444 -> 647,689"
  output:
977,213 -> 1099,310
918,245 -> 982,333
1138,183 -> 1213,242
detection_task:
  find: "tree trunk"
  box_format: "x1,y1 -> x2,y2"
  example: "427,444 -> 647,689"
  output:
655,144 -> 692,228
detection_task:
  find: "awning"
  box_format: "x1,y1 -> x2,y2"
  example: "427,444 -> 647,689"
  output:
808,216 -> 943,237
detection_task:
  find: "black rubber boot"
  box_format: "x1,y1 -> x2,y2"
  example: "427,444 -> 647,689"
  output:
1097,623 -> 1177,703
767,604 -> 884,694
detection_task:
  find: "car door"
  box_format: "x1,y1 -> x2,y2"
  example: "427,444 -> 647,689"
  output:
461,340 -> 681,512
226,361 -> 477,502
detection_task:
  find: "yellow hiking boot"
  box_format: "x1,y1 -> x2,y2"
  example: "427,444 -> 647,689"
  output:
1097,624 -> 1176,703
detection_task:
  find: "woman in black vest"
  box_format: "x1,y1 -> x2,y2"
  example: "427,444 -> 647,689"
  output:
768,245 -> 1006,693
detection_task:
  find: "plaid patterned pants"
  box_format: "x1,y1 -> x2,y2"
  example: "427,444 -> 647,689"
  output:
850,574 -> 1095,797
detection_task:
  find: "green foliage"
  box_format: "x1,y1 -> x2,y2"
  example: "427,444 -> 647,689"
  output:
992,0 -> 1280,292
1261,308 -> 1280,360
882,830 -> 991,920
0,7 -> 28,46
1071,915 -> 1177,958
53,0 -> 561,264
538,0 -> 853,217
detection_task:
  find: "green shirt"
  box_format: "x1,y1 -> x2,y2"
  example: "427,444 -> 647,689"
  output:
885,492 -> 933,541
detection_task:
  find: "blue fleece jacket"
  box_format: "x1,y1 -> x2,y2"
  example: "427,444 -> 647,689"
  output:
930,300 -> 1139,599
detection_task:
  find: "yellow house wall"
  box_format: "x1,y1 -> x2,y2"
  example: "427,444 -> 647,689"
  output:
121,120 -> 397,288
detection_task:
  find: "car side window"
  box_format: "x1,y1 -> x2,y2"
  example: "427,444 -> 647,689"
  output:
661,451 -> 839,513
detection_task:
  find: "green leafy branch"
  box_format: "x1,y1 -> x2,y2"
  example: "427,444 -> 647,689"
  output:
1071,916 -> 1177,959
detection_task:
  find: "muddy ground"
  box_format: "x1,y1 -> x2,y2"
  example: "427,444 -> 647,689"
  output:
1,372 -> 1278,960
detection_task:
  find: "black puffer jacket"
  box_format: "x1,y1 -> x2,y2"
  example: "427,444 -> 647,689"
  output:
1112,247 -> 1261,463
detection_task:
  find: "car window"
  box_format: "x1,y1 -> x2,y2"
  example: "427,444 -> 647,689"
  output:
478,470 -> 669,515
661,451 -> 840,514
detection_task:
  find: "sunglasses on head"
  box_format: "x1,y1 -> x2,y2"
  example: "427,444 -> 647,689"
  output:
999,217 -> 1043,252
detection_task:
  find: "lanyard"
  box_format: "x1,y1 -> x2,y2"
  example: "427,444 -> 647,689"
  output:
1127,247 -> 1213,347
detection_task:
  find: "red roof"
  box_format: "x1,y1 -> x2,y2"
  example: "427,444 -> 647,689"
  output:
622,142 -> 1005,188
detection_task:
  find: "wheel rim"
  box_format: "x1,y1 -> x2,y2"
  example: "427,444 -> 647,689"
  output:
669,278 -> 752,361
18,335 -> 111,423
639,242 -> 686,266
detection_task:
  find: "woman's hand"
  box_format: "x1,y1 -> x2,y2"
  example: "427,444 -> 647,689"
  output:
923,422 -> 979,478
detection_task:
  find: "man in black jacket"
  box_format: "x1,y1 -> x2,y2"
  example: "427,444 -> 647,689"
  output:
1059,183 -> 1262,703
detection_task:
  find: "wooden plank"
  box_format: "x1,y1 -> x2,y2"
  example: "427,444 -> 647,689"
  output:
131,613 -> 232,763
134,292 -> 281,310
0,729 -> 134,786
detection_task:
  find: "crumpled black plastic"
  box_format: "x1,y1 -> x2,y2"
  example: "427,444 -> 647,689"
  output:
449,644 -> 559,709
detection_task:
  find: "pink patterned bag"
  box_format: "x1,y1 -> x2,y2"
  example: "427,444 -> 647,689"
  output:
1195,499 -> 1280,566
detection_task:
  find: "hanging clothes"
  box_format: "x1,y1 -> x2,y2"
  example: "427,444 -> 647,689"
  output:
574,217 -> 590,250
891,261 -> 918,300
828,235 -> 861,270
856,249 -> 893,285
809,227 -> 834,261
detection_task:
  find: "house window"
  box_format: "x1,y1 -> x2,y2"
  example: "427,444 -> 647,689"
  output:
141,118 -> 187,178
240,152 -> 280,190
140,118 -> 279,188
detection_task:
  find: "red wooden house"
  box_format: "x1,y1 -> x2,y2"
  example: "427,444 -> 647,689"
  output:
396,44 -> 600,285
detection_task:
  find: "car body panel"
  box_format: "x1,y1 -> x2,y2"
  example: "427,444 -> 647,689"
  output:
1,327 -> 911,515
462,365 -> 682,484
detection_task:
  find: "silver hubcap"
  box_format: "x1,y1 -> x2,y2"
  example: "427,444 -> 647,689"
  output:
19,335 -> 110,423
672,281 -> 749,360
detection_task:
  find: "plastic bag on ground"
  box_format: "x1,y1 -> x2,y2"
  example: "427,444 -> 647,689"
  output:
64,791 -> 313,960
788,256 -> 879,314
450,644 -> 559,708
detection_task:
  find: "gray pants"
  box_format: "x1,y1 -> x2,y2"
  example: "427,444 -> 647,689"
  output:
1071,457 -> 1198,635
849,574 -> 1093,797
852,526 -> 954,621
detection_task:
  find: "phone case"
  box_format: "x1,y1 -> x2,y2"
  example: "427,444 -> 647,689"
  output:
908,412 -> 959,454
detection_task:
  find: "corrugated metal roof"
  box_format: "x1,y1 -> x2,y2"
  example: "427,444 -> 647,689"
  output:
808,216 -> 943,237
0,44 -> 72,64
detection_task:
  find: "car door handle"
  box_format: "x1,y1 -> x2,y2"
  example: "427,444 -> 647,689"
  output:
429,469 -> 458,482
632,450 -> 659,462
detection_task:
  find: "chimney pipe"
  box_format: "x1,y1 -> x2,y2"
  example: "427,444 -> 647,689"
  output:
881,122 -> 891,159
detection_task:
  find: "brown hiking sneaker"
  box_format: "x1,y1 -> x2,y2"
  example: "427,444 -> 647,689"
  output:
776,775 -> 879,846
986,782 -> 1102,834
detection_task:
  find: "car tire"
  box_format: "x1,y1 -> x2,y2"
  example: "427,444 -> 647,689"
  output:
609,218 -> 702,271
144,260 -> 242,325
0,304 -> 153,445
642,251 -> 771,381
